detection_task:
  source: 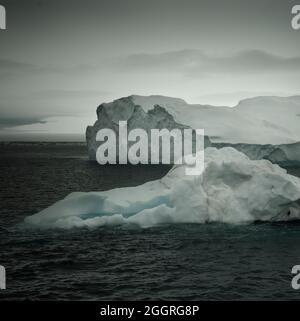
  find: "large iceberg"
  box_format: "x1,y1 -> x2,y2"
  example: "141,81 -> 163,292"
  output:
25,147 -> 300,229
86,95 -> 300,165
86,97 -> 211,161
87,95 -> 300,147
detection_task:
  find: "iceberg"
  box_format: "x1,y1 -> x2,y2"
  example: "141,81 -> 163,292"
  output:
86,97 -> 211,161
86,95 -> 300,165
25,147 -> 300,229
213,142 -> 300,167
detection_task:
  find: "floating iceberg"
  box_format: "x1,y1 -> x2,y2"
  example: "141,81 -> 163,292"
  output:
213,141 -> 300,167
25,147 -> 300,229
87,95 -> 300,151
86,95 -> 300,165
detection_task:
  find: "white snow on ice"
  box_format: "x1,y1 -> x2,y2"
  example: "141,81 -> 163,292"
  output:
24,147 -> 300,229
132,95 -> 300,145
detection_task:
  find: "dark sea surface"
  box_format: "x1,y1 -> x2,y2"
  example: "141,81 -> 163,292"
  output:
1,142 -> 300,300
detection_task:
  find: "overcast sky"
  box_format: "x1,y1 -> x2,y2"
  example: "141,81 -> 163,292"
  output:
0,0 -> 300,140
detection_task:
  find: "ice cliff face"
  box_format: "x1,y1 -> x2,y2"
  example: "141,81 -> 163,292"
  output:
86,96 -> 211,161
25,147 -> 300,229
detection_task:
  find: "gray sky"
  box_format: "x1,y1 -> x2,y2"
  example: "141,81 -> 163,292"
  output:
0,0 -> 300,140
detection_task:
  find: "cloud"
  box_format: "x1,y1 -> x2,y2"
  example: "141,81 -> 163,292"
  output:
2,50 -> 300,78
0,117 -> 46,129
1,49 -> 299,133
112,49 -> 300,75
0,89 -> 112,129
31,89 -> 110,100
0,59 -> 41,74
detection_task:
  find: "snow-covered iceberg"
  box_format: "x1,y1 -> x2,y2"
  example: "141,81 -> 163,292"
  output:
25,147 -> 300,229
87,95 -> 300,147
86,97 -> 211,161
86,95 -> 300,165
213,142 -> 300,167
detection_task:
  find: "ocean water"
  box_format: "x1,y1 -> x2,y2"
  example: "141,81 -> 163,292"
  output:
1,143 -> 300,300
